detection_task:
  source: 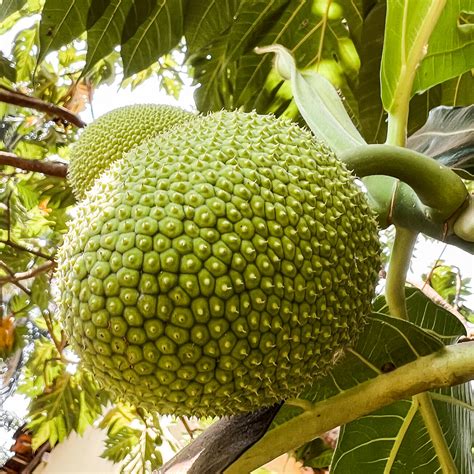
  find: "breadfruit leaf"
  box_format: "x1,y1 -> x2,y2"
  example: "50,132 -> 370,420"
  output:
37,0 -> 94,66
255,44 -> 365,154
101,412 -> 163,474
331,289 -> 472,473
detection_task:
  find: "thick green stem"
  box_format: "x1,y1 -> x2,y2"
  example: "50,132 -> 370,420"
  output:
417,392 -> 458,473
386,111 -> 408,147
224,342 -> 474,474
385,226 -> 417,319
340,145 -> 468,220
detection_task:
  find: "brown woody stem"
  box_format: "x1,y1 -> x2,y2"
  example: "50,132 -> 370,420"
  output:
0,151 -> 68,177
0,87 -> 86,128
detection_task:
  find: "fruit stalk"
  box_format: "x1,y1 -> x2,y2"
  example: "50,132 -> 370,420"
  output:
340,144 -> 468,220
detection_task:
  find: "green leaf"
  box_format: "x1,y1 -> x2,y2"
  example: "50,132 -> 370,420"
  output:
30,274 -> 50,311
121,429 -> 163,473
0,0 -> 27,22
0,52 -> 16,82
381,1 -> 447,115
256,44 -> 366,154
332,384 -> 473,473
441,70 -> 474,106
121,0 -> 185,78
357,1 -> 386,143
373,287 -> 466,343
13,25 -> 37,82
102,426 -> 141,464
17,338 -> 62,398
99,403 -> 136,436
8,293 -> 30,315
331,289 -> 471,473
38,0 -> 93,65
27,368 -> 109,450
186,0 -> 362,119
82,0 -> 133,76
413,2 -> 474,95
101,423 -> 163,473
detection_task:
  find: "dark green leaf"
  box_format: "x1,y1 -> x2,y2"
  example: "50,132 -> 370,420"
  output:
357,0 -> 386,143
374,287 -> 466,344
407,106 -> 474,176
82,0 -> 134,76
441,70 -> 474,106
121,0 -> 185,78
86,0 -> 113,28
295,438 -> 333,469
38,0 -> 93,65
0,52 -> 16,82
0,0 -> 27,22
332,290 -> 470,473
186,0 -> 361,119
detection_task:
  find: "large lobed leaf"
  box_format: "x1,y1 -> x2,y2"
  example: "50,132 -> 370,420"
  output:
330,288 -> 472,473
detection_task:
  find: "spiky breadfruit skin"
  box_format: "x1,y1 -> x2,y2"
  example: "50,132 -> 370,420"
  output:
68,104 -> 193,200
55,111 -> 380,417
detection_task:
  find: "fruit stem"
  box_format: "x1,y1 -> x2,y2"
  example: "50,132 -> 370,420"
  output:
385,226 -> 417,319
339,144 -> 468,220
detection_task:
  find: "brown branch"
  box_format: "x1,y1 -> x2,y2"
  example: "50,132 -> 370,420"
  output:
0,261 -> 31,295
0,151 -> 68,177
0,86 -> 86,128
0,261 -> 56,285
1,239 -> 54,261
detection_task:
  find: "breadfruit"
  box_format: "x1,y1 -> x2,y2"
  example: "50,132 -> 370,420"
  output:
55,110 -> 380,417
68,104 -> 193,199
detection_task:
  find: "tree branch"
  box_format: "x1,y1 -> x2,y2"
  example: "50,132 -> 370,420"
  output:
0,261 -> 56,285
0,86 -> 86,128
1,239 -> 54,261
224,342 -> 474,473
0,261 -> 31,295
0,151 -> 68,177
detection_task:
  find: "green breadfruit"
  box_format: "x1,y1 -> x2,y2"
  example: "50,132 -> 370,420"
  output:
55,110 -> 380,417
68,104 -> 193,199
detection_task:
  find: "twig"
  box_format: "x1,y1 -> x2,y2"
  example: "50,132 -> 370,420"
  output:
1,239 -> 54,261
43,310 -> 65,357
180,416 -> 196,439
0,261 -> 56,285
0,261 -> 31,295
0,151 -> 68,177
0,86 -> 86,128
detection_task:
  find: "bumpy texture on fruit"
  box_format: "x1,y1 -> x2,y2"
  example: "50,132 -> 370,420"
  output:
56,110 -> 380,417
68,104 -> 193,199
